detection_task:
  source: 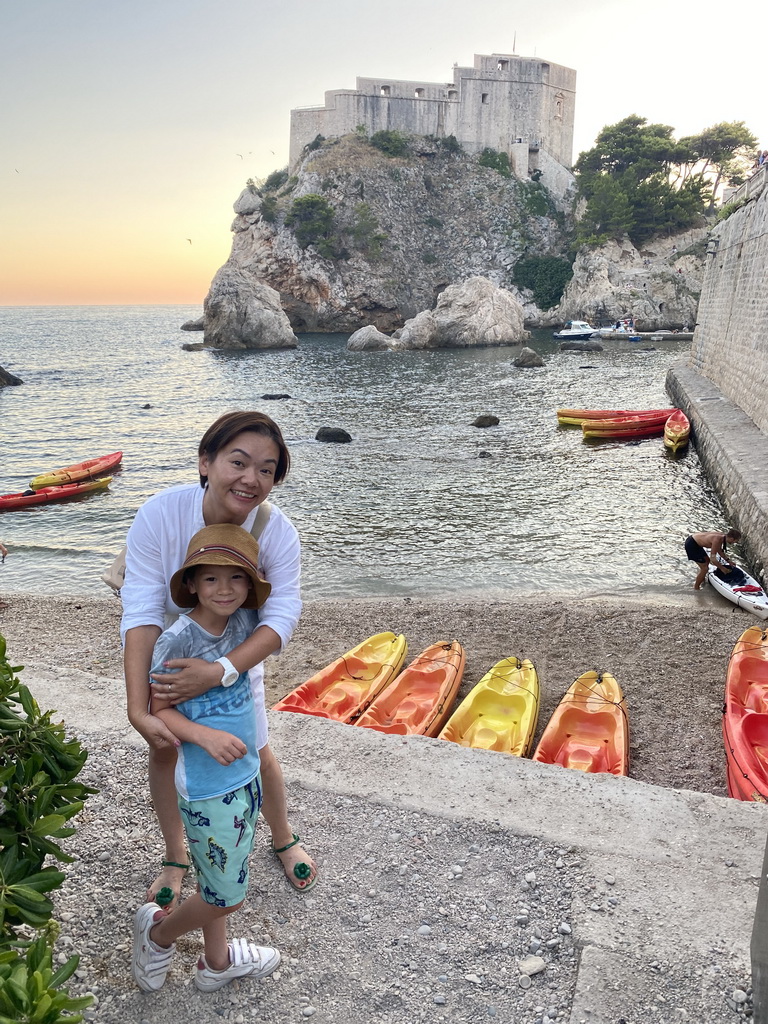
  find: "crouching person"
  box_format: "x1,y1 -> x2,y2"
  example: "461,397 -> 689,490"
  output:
132,524 -> 280,992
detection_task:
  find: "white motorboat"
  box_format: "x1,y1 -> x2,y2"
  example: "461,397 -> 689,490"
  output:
553,320 -> 597,340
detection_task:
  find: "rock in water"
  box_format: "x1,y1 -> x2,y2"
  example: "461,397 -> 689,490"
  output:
513,347 -> 545,368
180,318 -> 204,331
472,414 -> 500,428
347,326 -> 392,351
0,364 -> 23,386
560,340 -> 602,352
316,427 -> 352,443
394,277 -> 528,350
203,267 -> 298,350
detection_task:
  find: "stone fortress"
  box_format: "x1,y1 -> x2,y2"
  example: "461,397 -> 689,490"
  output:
289,53 -> 577,198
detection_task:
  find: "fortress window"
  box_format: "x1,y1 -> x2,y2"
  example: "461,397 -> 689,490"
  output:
481,93 -> 489,104
448,90 -> 457,99
414,88 -> 424,97
497,59 -> 509,70
380,85 -> 391,96
555,92 -> 564,119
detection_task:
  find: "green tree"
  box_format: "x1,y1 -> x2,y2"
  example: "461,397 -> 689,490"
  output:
513,256 -> 573,309
576,175 -> 634,245
677,121 -> 758,208
369,130 -> 409,157
285,194 -> 335,249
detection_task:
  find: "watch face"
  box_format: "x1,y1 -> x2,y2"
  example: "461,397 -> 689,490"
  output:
222,668 -> 238,686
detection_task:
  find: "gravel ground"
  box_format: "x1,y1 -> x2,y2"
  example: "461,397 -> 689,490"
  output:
0,590 -> 760,1022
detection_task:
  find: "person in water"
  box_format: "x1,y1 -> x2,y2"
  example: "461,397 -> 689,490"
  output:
684,529 -> 742,590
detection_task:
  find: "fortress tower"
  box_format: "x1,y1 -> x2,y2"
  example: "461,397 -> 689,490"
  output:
290,53 -> 576,193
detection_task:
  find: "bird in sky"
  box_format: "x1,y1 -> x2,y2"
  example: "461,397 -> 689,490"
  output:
186,238 -> 192,245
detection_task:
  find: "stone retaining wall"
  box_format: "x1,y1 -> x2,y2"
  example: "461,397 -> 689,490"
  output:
667,361 -> 768,578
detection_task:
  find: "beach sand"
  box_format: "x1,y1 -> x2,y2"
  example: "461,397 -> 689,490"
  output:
0,587 -> 756,796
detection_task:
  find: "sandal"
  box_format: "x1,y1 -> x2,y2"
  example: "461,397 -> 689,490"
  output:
272,834 -> 317,893
148,859 -> 191,908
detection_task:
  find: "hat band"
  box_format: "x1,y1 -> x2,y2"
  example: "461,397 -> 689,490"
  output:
184,543 -> 260,575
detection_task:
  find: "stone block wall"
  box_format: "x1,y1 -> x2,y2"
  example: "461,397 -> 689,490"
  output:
690,174 -> 768,432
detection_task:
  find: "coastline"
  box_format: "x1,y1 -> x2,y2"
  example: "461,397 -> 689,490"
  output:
0,587 -> 751,796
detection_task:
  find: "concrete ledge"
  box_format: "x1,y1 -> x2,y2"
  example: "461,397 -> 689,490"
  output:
667,360 -> 768,578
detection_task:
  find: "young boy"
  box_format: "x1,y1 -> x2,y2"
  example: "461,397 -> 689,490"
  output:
684,528 -> 742,590
132,524 -> 280,993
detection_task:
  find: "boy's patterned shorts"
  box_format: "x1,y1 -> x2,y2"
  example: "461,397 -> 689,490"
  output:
178,774 -> 262,907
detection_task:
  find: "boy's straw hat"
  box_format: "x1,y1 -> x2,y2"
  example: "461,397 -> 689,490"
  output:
170,524 -> 271,610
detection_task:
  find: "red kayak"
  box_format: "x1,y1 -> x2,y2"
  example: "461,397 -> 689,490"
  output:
0,477 -> 112,512
30,451 -> 122,488
558,407 -> 675,426
723,625 -> 768,802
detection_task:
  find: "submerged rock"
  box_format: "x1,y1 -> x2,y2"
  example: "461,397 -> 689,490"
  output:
472,414 -> 500,428
316,427 -> 352,443
0,364 -> 23,386
514,347 -> 545,368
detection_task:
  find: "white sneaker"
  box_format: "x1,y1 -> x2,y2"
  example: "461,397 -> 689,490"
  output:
132,902 -> 175,992
195,938 -> 280,992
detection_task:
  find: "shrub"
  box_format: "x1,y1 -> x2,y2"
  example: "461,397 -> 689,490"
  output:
521,181 -> 554,217
424,216 -> 444,229
0,632 -> 95,1022
350,203 -> 386,259
422,252 -> 438,264
285,194 -> 335,249
439,134 -> 463,155
263,168 -> 289,192
479,148 -> 511,177
305,134 -> 325,153
370,130 -> 410,157
260,196 -> 278,223
513,256 -> 574,309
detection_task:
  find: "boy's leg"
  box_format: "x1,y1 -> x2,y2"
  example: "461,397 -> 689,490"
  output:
259,743 -> 317,891
150,891 -> 231,955
147,746 -> 189,904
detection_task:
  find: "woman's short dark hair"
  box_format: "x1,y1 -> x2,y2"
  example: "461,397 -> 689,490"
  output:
198,411 -> 291,487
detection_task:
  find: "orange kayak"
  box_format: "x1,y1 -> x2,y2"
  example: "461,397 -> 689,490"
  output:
355,640 -> 465,736
533,671 -> 628,775
438,656 -> 539,755
30,451 -> 122,489
663,410 -> 690,452
722,625 -> 768,802
272,631 -> 407,723
558,407 -> 675,426
0,477 -> 112,512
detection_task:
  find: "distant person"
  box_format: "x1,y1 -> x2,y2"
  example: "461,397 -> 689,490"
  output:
132,523 -> 281,992
684,529 -> 742,590
0,541 -> 7,563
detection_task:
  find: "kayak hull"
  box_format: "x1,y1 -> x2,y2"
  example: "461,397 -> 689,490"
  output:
0,477 -> 112,512
438,656 -> 539,756
663,411 -> 690,452
707,559 -> 768,620
30,451 -> 122,488
272,631 -> 408,723
355,640 -> 465,736
533,671 -> 628,775
558,407 -> 675,426
723,625 -> 768,801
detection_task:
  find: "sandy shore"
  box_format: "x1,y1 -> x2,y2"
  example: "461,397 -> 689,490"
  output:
0,587 -> 757,796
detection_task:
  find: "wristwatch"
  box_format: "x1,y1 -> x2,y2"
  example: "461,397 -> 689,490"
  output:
214,656 -> 239,687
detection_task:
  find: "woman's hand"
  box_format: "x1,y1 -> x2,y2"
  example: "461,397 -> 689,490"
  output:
130,710 -> 180,751
150,657 -> 224,703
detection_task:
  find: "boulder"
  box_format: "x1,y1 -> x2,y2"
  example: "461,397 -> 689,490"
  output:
261,393 -> 292,400
560,340 -> 603,352
393,277 -> 528,350
0,364 -> 23,386
513,347 -> 545,368
472,414 -> 499,428
347,326 -> 392,351
233,188 -> 262,216
316,427 -> 352,443
181,342 -> 206,351
180,318 -> 204,331
203,266 -> 298,350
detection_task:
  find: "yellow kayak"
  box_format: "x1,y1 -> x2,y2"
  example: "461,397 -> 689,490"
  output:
272,631 -> 407,723
438,656 -> 539,755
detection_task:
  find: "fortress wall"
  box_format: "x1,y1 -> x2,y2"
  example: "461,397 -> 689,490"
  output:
691,171 -> 768,432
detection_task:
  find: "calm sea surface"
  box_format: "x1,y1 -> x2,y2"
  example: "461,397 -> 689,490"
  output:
0,305 -> 723,600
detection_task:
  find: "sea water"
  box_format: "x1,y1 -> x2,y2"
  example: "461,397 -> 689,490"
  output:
0,305 -> 723,599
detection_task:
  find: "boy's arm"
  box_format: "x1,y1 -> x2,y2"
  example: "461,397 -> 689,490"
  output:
151,693 -> 247,766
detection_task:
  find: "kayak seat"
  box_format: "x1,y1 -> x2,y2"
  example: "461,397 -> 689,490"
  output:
462,720 -> 503,751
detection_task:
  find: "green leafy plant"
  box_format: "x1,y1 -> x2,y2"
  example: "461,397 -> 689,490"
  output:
438,134 -> 462,155
0,633 -> 95,1023
513,256 -> 574,309
478,148 -> 511,177
285,194 -> 335,249
424,216 -> 444,229
369,130 -> 409,157
260,196 -> 278,223
262,169 -> 289,192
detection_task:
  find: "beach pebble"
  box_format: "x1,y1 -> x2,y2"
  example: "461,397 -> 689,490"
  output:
302,1008 -> 316,1017
417,925 -> 432,936
558,922 -> 572,935
604,875 -> 616,885
434,995 -> 447,1005
518,955 -> 547,977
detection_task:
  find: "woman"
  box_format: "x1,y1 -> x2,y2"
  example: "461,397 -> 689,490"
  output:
122,411 -> 316,905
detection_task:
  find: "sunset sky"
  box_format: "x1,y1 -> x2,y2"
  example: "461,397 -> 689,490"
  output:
1,0 -> 763,307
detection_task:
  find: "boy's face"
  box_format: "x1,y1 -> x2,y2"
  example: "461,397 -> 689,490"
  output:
186,563 -> 252,615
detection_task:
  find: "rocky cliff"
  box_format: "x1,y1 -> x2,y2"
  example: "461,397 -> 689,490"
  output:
207,134 -> 573,339
199,133 -> 708,345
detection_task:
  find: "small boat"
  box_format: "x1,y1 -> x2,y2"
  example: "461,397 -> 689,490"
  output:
707,554 -> 768,620
582,410 -> 677,440
532,670 -> 628,775
438,656 -> 539,754
30,451 -> 123,489
722,625 -> 768,801
355,640 -> 465,736
557,407 -> 675,426
663,410 -> 690,452
272,631 -> 407,723
552,320 -> 597,340
0,477 -> 112,513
